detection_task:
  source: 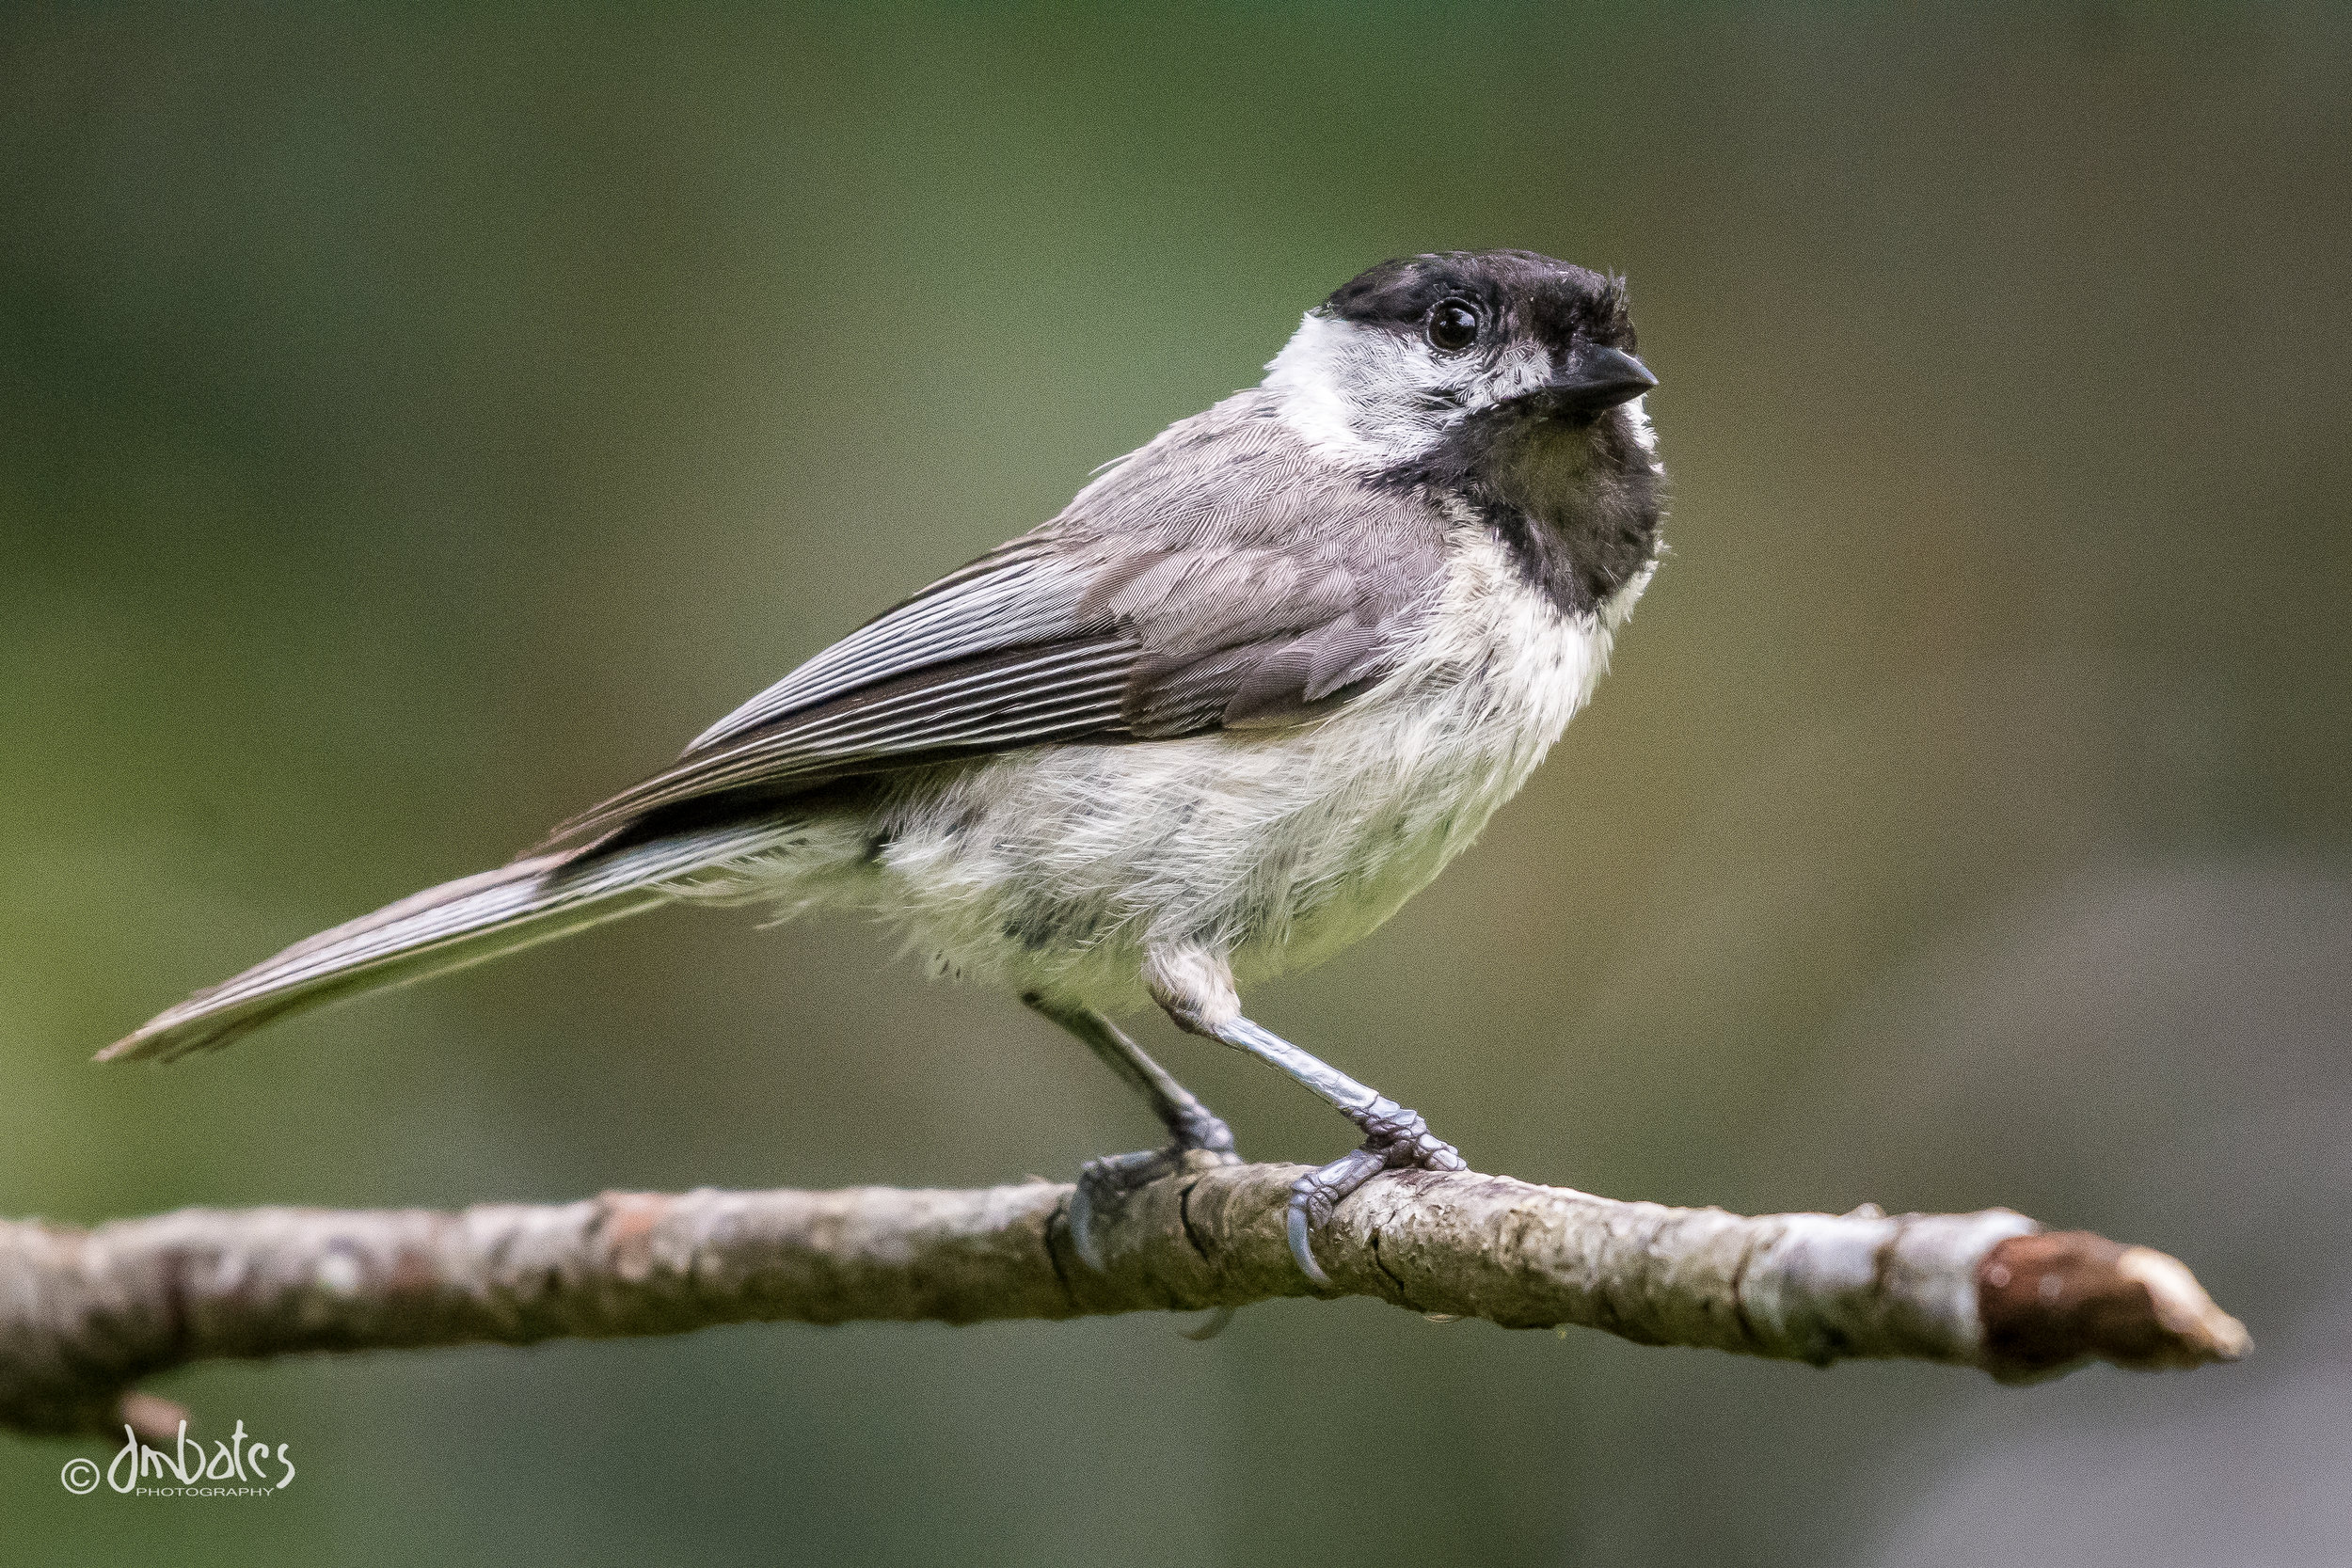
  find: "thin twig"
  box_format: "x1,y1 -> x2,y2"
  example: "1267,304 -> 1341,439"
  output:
0,1160 -> 2249,1439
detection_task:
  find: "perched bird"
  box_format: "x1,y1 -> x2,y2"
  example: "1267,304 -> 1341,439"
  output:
103,249 -> 1665,1282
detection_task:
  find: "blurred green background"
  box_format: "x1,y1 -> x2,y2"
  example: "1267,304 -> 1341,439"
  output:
4,4 -> 2348,1563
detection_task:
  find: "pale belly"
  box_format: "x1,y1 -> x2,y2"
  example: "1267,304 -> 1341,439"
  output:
843,544 -> 1624,1011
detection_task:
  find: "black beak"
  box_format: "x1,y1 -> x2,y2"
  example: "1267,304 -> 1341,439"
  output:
1540,343 -> 1658,416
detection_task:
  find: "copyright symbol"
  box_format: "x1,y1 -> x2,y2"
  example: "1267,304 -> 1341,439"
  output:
60,1457 -> 101,1495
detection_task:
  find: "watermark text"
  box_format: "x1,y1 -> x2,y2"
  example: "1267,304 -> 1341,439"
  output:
59,1419 -> 295,1497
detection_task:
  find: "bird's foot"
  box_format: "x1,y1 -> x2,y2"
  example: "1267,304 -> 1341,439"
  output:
1287,1098 -> 1465,1286
1068,1107 -> 1239,1274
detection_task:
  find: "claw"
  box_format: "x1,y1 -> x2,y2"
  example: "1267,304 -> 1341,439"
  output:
1069,1146 -> 1234,1274
1286,1201 -> 1333,1286
1068,1173 -> 1107,1273
1181,1306 -> 1236,1341
1280,1105 -> 1462,1285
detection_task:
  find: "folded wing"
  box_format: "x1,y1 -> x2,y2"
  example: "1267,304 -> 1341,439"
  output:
548,396 -> 1448,856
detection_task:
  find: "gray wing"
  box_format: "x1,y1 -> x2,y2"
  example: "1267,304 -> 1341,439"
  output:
548,393 -> 1446,853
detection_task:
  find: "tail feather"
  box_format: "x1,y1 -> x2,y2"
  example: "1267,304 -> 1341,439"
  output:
100,827 -> 776,1064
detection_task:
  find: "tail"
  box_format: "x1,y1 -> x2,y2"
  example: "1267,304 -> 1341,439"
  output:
99,826 -> 779,1064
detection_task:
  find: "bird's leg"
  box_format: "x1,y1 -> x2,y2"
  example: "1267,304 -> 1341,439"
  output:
1184,1016 -> 1465,1287
1023,993 -> 1239,1273
1146,949 -> 1465,1285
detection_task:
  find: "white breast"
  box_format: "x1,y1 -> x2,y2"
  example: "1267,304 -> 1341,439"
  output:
815,519 -> 1643,1011
1216,516 -> 1623,974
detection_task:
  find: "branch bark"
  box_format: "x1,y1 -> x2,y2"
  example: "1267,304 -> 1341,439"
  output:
0,1160 -> 2249,1439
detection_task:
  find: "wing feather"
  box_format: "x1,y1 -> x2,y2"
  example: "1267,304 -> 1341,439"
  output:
687,536 -> 1088,753
549,389 -> 1449,858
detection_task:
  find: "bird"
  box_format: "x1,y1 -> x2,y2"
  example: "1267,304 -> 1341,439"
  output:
102,248 -> 1665,1284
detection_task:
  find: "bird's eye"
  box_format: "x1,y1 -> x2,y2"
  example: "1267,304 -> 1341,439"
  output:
1427,300 -> 1480,353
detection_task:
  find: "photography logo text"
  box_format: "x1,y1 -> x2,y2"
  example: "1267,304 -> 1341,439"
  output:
59,1420 -> 295,1498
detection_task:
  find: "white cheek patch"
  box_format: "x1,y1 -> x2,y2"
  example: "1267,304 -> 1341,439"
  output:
1263,312 -> 1456,467
1263,314 -> 1593,467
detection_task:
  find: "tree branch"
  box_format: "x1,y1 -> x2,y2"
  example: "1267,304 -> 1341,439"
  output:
0,1160 -> 2249,1439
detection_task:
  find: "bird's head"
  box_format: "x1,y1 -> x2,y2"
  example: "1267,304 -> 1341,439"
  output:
1264,249 -> 1664,619
1263,249 -> 1659,479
